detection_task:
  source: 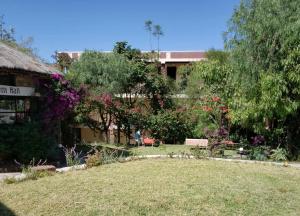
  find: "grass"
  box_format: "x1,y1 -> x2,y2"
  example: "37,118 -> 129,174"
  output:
130,144 -> 193,155
96,143 -> 236,157
1,159 -> 300,215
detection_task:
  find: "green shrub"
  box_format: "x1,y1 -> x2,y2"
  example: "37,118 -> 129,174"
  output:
147,111 -> 193,144
270,147 -> 288,162
153,140 -> 160,147
0,122 -> 58,163
191,147 -> 208,159
249,146 -> 270,161
85,147 -> 126,168
209,144 -> 226,158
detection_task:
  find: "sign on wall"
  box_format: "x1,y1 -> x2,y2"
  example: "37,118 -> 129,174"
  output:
0,85 -> 35,96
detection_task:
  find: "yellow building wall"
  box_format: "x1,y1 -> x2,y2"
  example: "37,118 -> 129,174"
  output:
80,127 -> 136,144
80,128 -> 105,143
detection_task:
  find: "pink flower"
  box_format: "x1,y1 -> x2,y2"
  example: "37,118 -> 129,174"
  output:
51,73 -> 63,80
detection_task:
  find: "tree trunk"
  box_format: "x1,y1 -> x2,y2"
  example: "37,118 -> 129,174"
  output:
286,110 -> 300,159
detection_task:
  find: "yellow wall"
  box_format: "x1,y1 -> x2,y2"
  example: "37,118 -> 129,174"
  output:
80,127 -> 136,144
80,128 -> 105,143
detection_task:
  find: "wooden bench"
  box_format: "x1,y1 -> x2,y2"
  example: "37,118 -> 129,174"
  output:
185,139 -> 208,149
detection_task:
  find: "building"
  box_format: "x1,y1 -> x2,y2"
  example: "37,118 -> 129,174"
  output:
61,50 -> 206,81
159,51 -> 206,80
0,42 -> 59,124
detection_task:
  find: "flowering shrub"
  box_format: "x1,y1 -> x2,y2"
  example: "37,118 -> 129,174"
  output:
41,73 -> 85,123
192,95 -> 230,139
251,135 -> 265,146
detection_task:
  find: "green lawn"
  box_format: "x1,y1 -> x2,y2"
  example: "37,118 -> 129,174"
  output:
1,159 -> 300,215
97,143 -> 236,157
130,144 -> 193,155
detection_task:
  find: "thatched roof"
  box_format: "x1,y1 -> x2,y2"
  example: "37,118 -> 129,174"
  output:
0,41 -> 59,75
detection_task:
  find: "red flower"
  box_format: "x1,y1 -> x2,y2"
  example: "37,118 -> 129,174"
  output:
202,106 -> 213,112
219,106 -> 228,113
212,96 -> 221,102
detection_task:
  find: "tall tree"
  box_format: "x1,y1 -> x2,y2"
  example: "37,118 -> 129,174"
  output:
145,20 -> 153,51
53,51 -> 73,72
69,51 -> 132,143
0,15 -> 15,42
224,0 -> 300,157
152,24 -> 164,60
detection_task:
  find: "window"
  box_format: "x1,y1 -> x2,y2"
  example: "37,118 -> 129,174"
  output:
0,98 -> 30,124
0,75 -> 15,86
167,67 -> 177,80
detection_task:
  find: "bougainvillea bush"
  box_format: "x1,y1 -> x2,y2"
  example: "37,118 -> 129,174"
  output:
41,73 -> 86,124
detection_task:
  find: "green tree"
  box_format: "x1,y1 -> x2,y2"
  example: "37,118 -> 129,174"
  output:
145,20 -> 153,51
185,51 -> 232,138
0,15 -> 15,42
0,15 -> 38,58
177,64 -> 194,92
53,51 -> 73,72
69,51 -> 133,143
224,0 -> 300,157
153,24 -> 163,59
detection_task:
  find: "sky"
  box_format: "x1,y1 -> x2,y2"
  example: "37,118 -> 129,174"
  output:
1,0 -> 240,62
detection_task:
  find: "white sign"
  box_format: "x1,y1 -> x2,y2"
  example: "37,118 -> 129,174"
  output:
0,85 -> 35,96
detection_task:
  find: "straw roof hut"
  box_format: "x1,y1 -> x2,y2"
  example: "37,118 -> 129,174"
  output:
0,41 -> 59,75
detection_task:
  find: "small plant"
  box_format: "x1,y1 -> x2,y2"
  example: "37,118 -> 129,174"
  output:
4,158 -> 54,184
85,150 -> 102,168
210,144 -> 226,158
85,147 -> 125,168
249,146 -> 270,161
168,152 -> 175,158
59,144 -> 83,166
191,147 -> 208,159
153,140 -> 160,147
101,148 -> 119,164
270,147 -> 288,162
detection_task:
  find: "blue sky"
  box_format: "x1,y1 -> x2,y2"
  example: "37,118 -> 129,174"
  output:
1,0 -> 240,62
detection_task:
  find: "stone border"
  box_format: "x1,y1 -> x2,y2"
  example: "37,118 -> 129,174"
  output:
56,164 -> 86,173
0,164 -> 87,182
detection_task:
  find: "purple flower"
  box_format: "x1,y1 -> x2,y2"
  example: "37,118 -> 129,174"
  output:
218,127 -> 228,138
51,73 -> 63,80
251,135 -> 265,145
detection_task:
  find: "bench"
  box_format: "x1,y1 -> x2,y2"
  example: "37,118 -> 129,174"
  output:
143,137 -> 155,146
185,139 -> 208,149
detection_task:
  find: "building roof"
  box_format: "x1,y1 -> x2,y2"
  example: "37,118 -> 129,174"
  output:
0,42 -> 59,75
59,50 -> 206,63
158,51 -> 206,63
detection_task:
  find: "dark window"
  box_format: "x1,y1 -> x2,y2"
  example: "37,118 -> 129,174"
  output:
0,75 -> 15,86
167,67 -> 177,80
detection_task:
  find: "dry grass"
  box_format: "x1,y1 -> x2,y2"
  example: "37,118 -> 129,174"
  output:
1,159 -> 300,216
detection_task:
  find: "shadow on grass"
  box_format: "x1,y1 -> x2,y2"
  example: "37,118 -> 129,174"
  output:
0,202 -> 16,216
